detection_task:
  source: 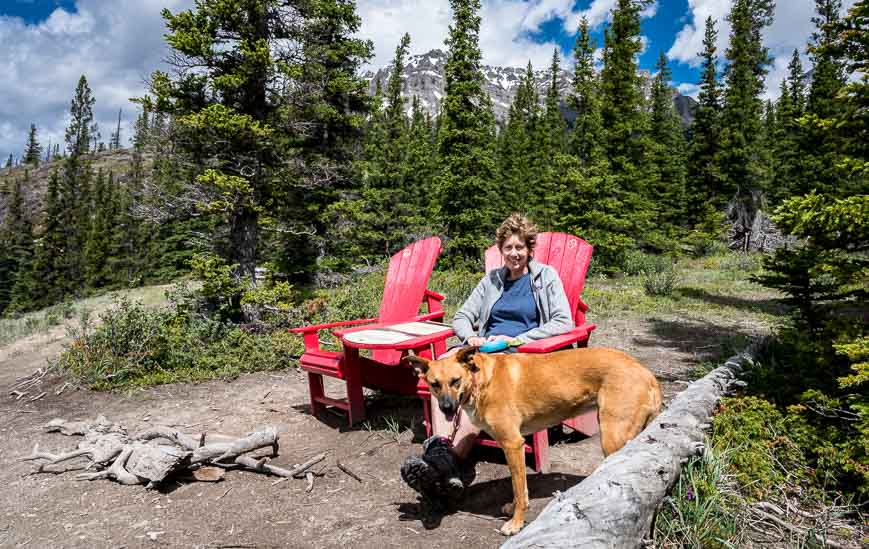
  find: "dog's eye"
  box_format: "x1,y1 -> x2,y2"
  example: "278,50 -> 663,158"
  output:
450,378 -> 460,388
431,381 -> 441,390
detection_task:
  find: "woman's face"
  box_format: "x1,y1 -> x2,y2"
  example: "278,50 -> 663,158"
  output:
500,234 -> 530,275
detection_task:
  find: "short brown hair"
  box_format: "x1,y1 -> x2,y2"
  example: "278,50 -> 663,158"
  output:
495,213 -> 538,252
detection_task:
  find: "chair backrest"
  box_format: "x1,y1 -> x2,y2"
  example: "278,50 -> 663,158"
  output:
374,236 -> 442,363
485,232 -> 593,326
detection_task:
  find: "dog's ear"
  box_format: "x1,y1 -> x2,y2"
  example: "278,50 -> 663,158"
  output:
455,347 -> 480,373
402,355 -> 430,377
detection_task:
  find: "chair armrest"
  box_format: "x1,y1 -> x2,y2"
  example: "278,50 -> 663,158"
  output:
288,318 -> 378,352
516,325 -> 592,353
424,289 -> 445,301
413,311 -> 446,322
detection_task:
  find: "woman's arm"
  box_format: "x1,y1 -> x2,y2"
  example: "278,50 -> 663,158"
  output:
515,269 -> 574,343
452,275 -> 488,343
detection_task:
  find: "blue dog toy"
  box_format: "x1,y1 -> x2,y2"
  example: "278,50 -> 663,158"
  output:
479,339 -> 521,353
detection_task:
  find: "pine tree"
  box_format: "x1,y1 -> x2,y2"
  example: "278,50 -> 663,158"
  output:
152,0 -> 372,286
686,16 -> 724,235
599,0 -> 653,251
435,0 -> 498,263
66,76 -> 95,157
5,154 -> 13,169
531,48 -> 567,227
497,61 -> 538,216
648,52 -> 687,241
568,16 -> 604,168
718,0 -> 775,199
110,109 -> 122,151
83,168 -> 114,288
772,49 -> 807,201
23,124 -> 41,166
800,0 -> 849,196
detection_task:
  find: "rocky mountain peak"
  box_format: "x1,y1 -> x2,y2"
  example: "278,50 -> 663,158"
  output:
363,48 -> 697,125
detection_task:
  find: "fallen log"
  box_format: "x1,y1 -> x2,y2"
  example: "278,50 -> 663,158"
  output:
503,351 -> 754,549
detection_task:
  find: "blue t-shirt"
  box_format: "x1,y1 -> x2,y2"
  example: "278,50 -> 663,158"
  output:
485,273 -> 539,338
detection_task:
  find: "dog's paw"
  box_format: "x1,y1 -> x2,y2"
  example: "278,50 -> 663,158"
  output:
501,502 -> 515,516
499,518 -> 525,536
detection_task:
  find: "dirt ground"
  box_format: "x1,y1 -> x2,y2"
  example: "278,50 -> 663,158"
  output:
0,315 -> 745,549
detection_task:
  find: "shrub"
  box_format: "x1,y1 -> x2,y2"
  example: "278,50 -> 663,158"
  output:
643,267 -> 679,297
620,249 -> 672,276
55,295 -> 303,390
712,396 -> 810,500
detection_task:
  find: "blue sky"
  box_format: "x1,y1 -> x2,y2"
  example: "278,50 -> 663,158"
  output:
0,0 -> 857,162
3,0 -> 77,22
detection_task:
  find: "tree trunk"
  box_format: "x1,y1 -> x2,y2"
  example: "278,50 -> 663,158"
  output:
502,351 -> 754,549
231,206 -> 258,287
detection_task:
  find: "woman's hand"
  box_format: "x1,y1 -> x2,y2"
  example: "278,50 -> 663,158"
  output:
467,337 -> 487,347
486,335 -> 515,343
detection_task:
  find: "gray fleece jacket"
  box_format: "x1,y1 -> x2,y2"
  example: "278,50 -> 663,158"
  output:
452,259 -> 574,344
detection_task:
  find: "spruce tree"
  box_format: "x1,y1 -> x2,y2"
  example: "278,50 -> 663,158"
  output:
83,168 -> 114,288
435,0 -> 498,263
599,0 -> 653,251
718,0 -> 775,199
5,154 -> 13,169
772,49 -> 807,201
568,17 -> 604,168
497,61 -> 538,216
801,0 -> 848,195
110,109 -> 122,151
718,0 -> 774,251
152,0 -> 372,285
532,48 -> 567,227
23,124 -> 41,166
686,16 -> 724,236
66,76 -> 95,157
17,168 -> 64,310
648,52 -> 687,242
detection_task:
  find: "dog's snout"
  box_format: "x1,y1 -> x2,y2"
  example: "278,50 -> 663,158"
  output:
438,396 -> 457,415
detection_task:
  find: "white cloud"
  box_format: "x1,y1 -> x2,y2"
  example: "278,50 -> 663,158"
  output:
676,82 -> 701,98
356,1 -> 565,73
0,0 -> 194,163
667,0 -> 858,99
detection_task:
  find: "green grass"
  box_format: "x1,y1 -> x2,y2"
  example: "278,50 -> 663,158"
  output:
653,444 -> 747,548
0,283 -> 179,348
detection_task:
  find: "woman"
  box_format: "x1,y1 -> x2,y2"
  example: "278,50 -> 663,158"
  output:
401,213 -> 574,506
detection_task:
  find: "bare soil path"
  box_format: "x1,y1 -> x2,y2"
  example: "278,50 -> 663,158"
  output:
0,302 -> 772,548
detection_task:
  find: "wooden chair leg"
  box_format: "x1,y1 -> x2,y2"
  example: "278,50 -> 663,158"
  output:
344,349 -> 366,426
421,396 -> 433,437
307,372 -> 326,418
532,430 -> 550,474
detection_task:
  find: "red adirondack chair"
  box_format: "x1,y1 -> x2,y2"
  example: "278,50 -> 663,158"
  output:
421,232 -> 597,473
290,237 -> 446,425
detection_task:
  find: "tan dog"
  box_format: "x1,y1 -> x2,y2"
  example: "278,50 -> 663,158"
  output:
405,346 -> 662,536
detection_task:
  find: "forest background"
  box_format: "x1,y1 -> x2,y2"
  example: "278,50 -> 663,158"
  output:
0,0 -> 866,534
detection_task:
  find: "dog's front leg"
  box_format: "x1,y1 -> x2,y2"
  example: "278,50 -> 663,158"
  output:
499,436 -> 528,536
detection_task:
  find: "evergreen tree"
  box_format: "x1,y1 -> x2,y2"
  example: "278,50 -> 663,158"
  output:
3,173 -> 35,313
718,0 -> 775,250
435,0 -> 498,263
801,0 -> 848,195
83,168 -> 114,288
16,168 -> 64,310
568,16 -> 604,168
772,49 -> 807,201
5,154 -> 13,169
532,48 -> 567,227
497,61 -> 538,216
150,0 -> 372,286
648,52 -> 687,240
599,0 -> 654,251
110,109 -> 122,151
686,16 -> 724,235
66,75 -> 95,157
718,0 -> 774,199
23,124 -> 41,166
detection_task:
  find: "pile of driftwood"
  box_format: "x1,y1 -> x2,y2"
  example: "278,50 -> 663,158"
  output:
22,416 -> 326,488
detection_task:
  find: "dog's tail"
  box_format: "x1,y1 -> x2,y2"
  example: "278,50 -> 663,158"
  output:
643,382 -> 664,429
